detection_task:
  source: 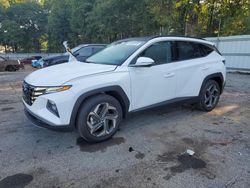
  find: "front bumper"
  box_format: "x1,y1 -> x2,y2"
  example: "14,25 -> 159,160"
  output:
22,89 -> 76,132
24,107 -> 73,132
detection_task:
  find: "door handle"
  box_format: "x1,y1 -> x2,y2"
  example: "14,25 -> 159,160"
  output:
201,66 -> 209,70
164,72 -> 175,78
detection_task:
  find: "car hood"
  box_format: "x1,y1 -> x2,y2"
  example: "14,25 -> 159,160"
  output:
25,62 -> 117,86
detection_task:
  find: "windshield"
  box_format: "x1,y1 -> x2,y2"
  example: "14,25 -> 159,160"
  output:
86,41 -> 145,65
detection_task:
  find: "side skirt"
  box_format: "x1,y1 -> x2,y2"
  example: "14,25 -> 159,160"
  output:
130,96 -> 199,114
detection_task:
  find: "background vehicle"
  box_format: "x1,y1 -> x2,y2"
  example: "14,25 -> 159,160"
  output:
20,56 -> 42,65
0,56 -> 23,72
43,44 -> 106,67
31,58 -> 44,68
23,36 -> 226,143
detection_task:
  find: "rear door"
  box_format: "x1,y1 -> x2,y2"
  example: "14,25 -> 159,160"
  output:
173,41 -> 212,98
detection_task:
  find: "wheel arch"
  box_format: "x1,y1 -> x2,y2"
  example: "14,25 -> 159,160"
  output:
199,73 -> 225,96
69,86 -> 130,129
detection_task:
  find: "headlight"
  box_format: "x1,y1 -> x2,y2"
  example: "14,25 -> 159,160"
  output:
44,85 -> 72,94
33,85 -> 72,96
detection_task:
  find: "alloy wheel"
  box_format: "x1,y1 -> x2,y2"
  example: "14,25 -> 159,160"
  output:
87,102 -> 119,137
204,83 -> 220,108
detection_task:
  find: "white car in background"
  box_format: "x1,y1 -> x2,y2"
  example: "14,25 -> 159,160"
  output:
23,36 -> 226,143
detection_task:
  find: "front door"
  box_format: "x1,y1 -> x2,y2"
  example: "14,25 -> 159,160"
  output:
129,41 -> 177,111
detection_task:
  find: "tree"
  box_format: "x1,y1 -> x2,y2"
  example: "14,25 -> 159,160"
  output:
219,0 -> 250,36
0,0 -> 9,8
1,0 -> 249,52
68,0 -> 96,46
0,1 -> 47,52
0,20 -> 25,52
47,0 -> 71,52
87,0 -> 155,42
147,0 -> 176,35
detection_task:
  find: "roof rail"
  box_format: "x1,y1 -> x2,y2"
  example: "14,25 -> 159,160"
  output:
151,35 -> 207,41
112,35 -> 207,43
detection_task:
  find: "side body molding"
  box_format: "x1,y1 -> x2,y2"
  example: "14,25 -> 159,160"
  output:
69,86 -> 130,128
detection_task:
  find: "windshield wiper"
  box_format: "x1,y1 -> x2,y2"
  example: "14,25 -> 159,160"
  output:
85,60 -> 94,64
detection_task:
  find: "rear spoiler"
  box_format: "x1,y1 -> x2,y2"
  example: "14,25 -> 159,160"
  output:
211,43 -> 222,56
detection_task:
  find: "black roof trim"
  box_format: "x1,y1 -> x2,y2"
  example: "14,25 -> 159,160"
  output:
114,37 -> 153,43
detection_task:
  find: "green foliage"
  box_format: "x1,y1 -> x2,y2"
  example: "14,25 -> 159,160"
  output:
0,0 -> 249,52
0,19 -> 24,51
88,0 -> 155,42
0,0 -> 47,52
68,0 -> 96,45
47,0 -> 71,52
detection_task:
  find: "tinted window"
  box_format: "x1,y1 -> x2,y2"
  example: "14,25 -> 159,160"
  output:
92,46 -> 105,54
77,47 -> 92,56
191,43 -> 206,57
34,56 -> 42,60
175,41 -> 205,61
140,42 -> 172,64
199,44 -> 214,56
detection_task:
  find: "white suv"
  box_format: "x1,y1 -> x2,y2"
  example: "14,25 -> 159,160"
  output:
23,36 -> 226,142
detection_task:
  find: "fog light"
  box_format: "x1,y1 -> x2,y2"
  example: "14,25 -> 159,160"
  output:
46,100 -> 60,117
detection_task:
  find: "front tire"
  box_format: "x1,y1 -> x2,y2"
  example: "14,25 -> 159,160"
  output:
77,94 -> 123,143
198,80 -> 221,112
5,65 -> 15,72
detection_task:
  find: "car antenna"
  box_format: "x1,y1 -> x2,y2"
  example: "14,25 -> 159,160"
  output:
63,41 -> 78,62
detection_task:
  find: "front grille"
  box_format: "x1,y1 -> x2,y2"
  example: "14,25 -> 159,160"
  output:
22,82 -> 46,105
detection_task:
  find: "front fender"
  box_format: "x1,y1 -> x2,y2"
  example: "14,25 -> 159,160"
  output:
69,85 -> 130,128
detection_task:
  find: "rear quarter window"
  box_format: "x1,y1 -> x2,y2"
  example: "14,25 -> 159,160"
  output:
174,41 -> 204,61
199,44 -> 214,56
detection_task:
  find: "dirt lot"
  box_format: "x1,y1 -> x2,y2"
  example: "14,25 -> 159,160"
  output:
0,71 -> 249,188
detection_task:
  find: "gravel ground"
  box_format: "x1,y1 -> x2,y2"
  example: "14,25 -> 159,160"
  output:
0,71 -> 249,188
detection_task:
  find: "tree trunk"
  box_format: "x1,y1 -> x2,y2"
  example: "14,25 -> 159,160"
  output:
207,0 -> 216,36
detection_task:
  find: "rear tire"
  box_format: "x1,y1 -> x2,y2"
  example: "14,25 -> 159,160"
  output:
77,94 -> 123,143
198,80 -> 221,112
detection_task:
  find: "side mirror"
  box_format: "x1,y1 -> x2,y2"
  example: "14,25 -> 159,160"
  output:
133,57 -> 155,67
